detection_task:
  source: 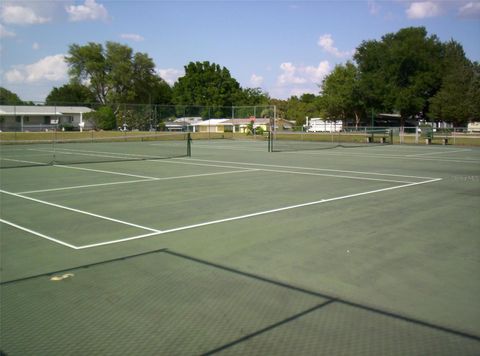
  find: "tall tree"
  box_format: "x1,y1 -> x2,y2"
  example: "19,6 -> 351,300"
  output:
467,62 -> 480,121
320,62 -> 363,126
172,61 -> 242,117
131,52 -> 172,105
429,41 -> 477,125
65,41 -> 166,105
0,87 -> 23,105
283,94 -> 322,127
45,83 -> 96,105
238,87 -> 270,106
355,27 -> 443,124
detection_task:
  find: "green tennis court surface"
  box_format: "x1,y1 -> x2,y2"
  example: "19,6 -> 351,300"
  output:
1,140 -> 479,355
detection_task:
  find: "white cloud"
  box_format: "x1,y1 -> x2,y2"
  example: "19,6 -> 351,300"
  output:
278,62 -> 306,85
458,2 -> 480,18
317,34 -> 354,58
4,54 -> 68,83
406,2 -> 441,19
368,0 -> 380,15
0,4 -> 51,25
157,68 -> 183,86
277,61 -> 331,86
5,68 -> 24,83
289,87 -> 318,98
0,23 -> 15,38
32,42 -> 40,50
66,0 -> 108,22
250,74 -> 264,87
120,33 -> 145,42
272,61 -> 332,98
304,61 -> 331,83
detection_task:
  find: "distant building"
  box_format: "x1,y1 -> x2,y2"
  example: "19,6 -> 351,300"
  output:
467,122 -> 480,133
0,105 -> 94,132
191,119 -> 231,133
305,118 -> 342,132
190,118 -> 294,133
164,117 -> 202,131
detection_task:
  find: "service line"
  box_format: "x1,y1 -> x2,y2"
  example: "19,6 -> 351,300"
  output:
75,178 -> 442,249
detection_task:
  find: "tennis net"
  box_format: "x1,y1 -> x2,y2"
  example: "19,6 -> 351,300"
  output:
0,132 -> 191,168
269,129 -> 393,152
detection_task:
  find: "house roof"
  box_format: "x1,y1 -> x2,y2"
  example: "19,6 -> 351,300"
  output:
192,119 -> 231,126
0,105 -> 93,116
223,118 -> 271,125
165,117 -> 203,127
172,117 -> 203,124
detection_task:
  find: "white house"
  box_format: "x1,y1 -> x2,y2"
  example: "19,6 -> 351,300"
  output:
0,105 -> 94,132
191,119 -> 232,133
306,118 -> 343,132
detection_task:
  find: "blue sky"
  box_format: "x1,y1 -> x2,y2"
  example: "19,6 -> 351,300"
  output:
1,0 -> 479,101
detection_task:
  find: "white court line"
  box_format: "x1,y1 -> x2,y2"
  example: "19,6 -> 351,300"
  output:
17,169 -> 260,194
39,146 -> 184,160
280,149 -> 480,164
0,218 -> 78,249
257,168 -> 414,184
154,158 -> 419,183
28,147 -> 140,160
55,164 -> 160,179
17,179 -> 157,194
156,159 -> 263,170
173,158 -> 438,180
1,157 -> 46,166
193,144 -> 265,152
75,177 -> 442,249
0,189 -> 161,233
405,148 -> 472,157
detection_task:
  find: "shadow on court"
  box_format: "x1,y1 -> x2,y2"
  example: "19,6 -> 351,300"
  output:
1,248 -> 479,355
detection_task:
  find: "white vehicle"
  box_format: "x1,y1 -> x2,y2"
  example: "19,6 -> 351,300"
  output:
468,122 -> 480,133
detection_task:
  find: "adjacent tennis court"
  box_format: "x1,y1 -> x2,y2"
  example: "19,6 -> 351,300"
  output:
1,138 -> 479,355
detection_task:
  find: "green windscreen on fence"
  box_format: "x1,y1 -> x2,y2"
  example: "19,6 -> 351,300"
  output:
269,129 -> 393,152
0,132 -> 191,168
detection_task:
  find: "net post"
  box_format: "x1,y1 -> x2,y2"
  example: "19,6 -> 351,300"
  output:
52,104 -> 57,165
187,133 -> 192,157
268,130 -> 271,152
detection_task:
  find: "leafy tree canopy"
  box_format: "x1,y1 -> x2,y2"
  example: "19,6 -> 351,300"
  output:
65,41 -> 170,105
0,87 -> 24,105
354,27 -> 444,121
320,61 -> 364,125
172,61 -> 242,116
46,83 -> 96,105
429,41 -> 478,124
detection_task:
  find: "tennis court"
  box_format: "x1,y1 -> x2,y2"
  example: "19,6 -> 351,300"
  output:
1,138 -> 479,355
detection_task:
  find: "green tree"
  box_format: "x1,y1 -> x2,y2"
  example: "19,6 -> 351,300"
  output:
65,41 -> 166,105
355,27 -> 443,125
0,87 -> 23,105
172,61 -> 242,117
467,62 -> 480,121
283,94 -> 321,127
83,106 -> 116,130
429,41 -> 474,125
45,83 -> 96,105
239,87 -> 270,105
320,62 -> 364,127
